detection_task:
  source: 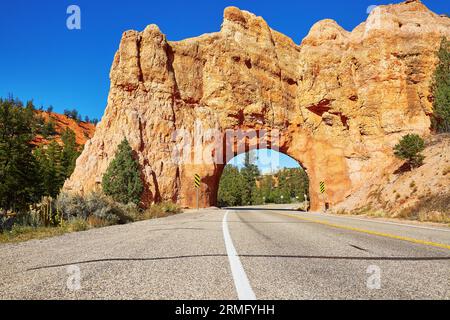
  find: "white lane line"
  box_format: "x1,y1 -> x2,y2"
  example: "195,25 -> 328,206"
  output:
222,210 -> 256,300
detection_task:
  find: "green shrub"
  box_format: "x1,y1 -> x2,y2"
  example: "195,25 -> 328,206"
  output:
55,192 -> 133,225
394,134 -> 425,169
66,218 -> 89,232
55,192 -> 89,220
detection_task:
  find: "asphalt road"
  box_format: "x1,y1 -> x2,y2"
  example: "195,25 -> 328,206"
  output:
0,205 -> 449,300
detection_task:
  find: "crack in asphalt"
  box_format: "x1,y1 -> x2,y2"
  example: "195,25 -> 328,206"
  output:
27,255 -> 450,271
349,244 -> 369,252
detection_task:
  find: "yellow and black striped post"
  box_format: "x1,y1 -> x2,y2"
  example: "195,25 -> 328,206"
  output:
194,174 -> 201,209
194,174 -> 201,189
319,181 -> 325,194
319,181 -> 326,212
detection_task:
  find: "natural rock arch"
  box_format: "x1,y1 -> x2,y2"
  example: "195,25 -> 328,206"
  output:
176,126 -> 350,211
64,1 -> 450,211
199,128 -> 351,210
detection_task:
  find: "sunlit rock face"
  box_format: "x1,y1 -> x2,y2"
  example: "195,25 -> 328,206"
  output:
64,0 -> 450,210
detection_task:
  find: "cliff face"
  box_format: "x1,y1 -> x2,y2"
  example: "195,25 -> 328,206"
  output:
64,0 -> 450,210
355,134 -> 450,220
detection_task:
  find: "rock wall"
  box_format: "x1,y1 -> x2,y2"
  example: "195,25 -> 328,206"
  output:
64,0 -> 450,210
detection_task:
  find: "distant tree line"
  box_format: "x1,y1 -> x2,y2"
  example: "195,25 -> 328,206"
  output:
23,103 -> 99,126
63,108 -> 99,125
254,167 -> 309,205
218,152 -> 309,207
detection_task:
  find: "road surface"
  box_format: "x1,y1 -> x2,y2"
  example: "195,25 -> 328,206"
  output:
0,205 -> 449,299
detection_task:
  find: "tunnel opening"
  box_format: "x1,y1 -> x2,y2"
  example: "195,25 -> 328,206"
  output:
216,149 -> 310,210
176,126 -> 331,211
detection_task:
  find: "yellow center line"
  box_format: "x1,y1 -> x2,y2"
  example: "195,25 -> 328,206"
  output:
274,212 -> 450,251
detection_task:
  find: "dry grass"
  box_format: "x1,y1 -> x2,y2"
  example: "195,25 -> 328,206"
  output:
0,202 -> 183,244
0,226 -> 69,244
352,194 -> 449,224
0,217 -> 93,244
86,216 -> 113,228
351,206 -> 387,217
333,208 -> 350,215
139,202 -> 182,220
396,193 -> 450,223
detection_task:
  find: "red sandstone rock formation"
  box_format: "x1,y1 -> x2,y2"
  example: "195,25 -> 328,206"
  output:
33,111 -> 95,147
64,0 -> 450,210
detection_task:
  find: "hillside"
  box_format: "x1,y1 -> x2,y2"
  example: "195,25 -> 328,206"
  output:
32,110 -> 96,146
336,134 -> 450,223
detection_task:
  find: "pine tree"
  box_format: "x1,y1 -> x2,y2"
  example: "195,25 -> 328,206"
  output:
394,134 -> 425,169
61,128 -> 80,179
276,170 -> 293,204
0,98 -> 41,211
258,175 -> 275,203
218,165 -> 245,207
432,38 -> 450,132
102,139 -> 143,205
240,152 -> 260,205
35,141 -> 65,197
41,120 -> 56,138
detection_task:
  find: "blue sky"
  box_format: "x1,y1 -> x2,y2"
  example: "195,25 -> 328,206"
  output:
0,0 -> 447,168
228,149 -> 301,173
1,0 -> 447,120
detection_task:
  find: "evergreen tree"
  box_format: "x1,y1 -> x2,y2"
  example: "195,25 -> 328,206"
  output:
63,108 -> 80,121
41,120 -> 56,138
61,128 -> 80,178
278,168 -> 309,201
240,152 -> 260,205
258,175 -> 275,203
35,141 -> 65,197
102,139 -> 143,205
0,98 -> 41,211
218,165 -> 245,207
432,38 -> 450,132
394,134 -> 425,169
275,170 -> 293,204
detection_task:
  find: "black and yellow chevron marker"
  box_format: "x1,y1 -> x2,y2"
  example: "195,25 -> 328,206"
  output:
194,174 -> 201,188
319,181 -> 325,194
